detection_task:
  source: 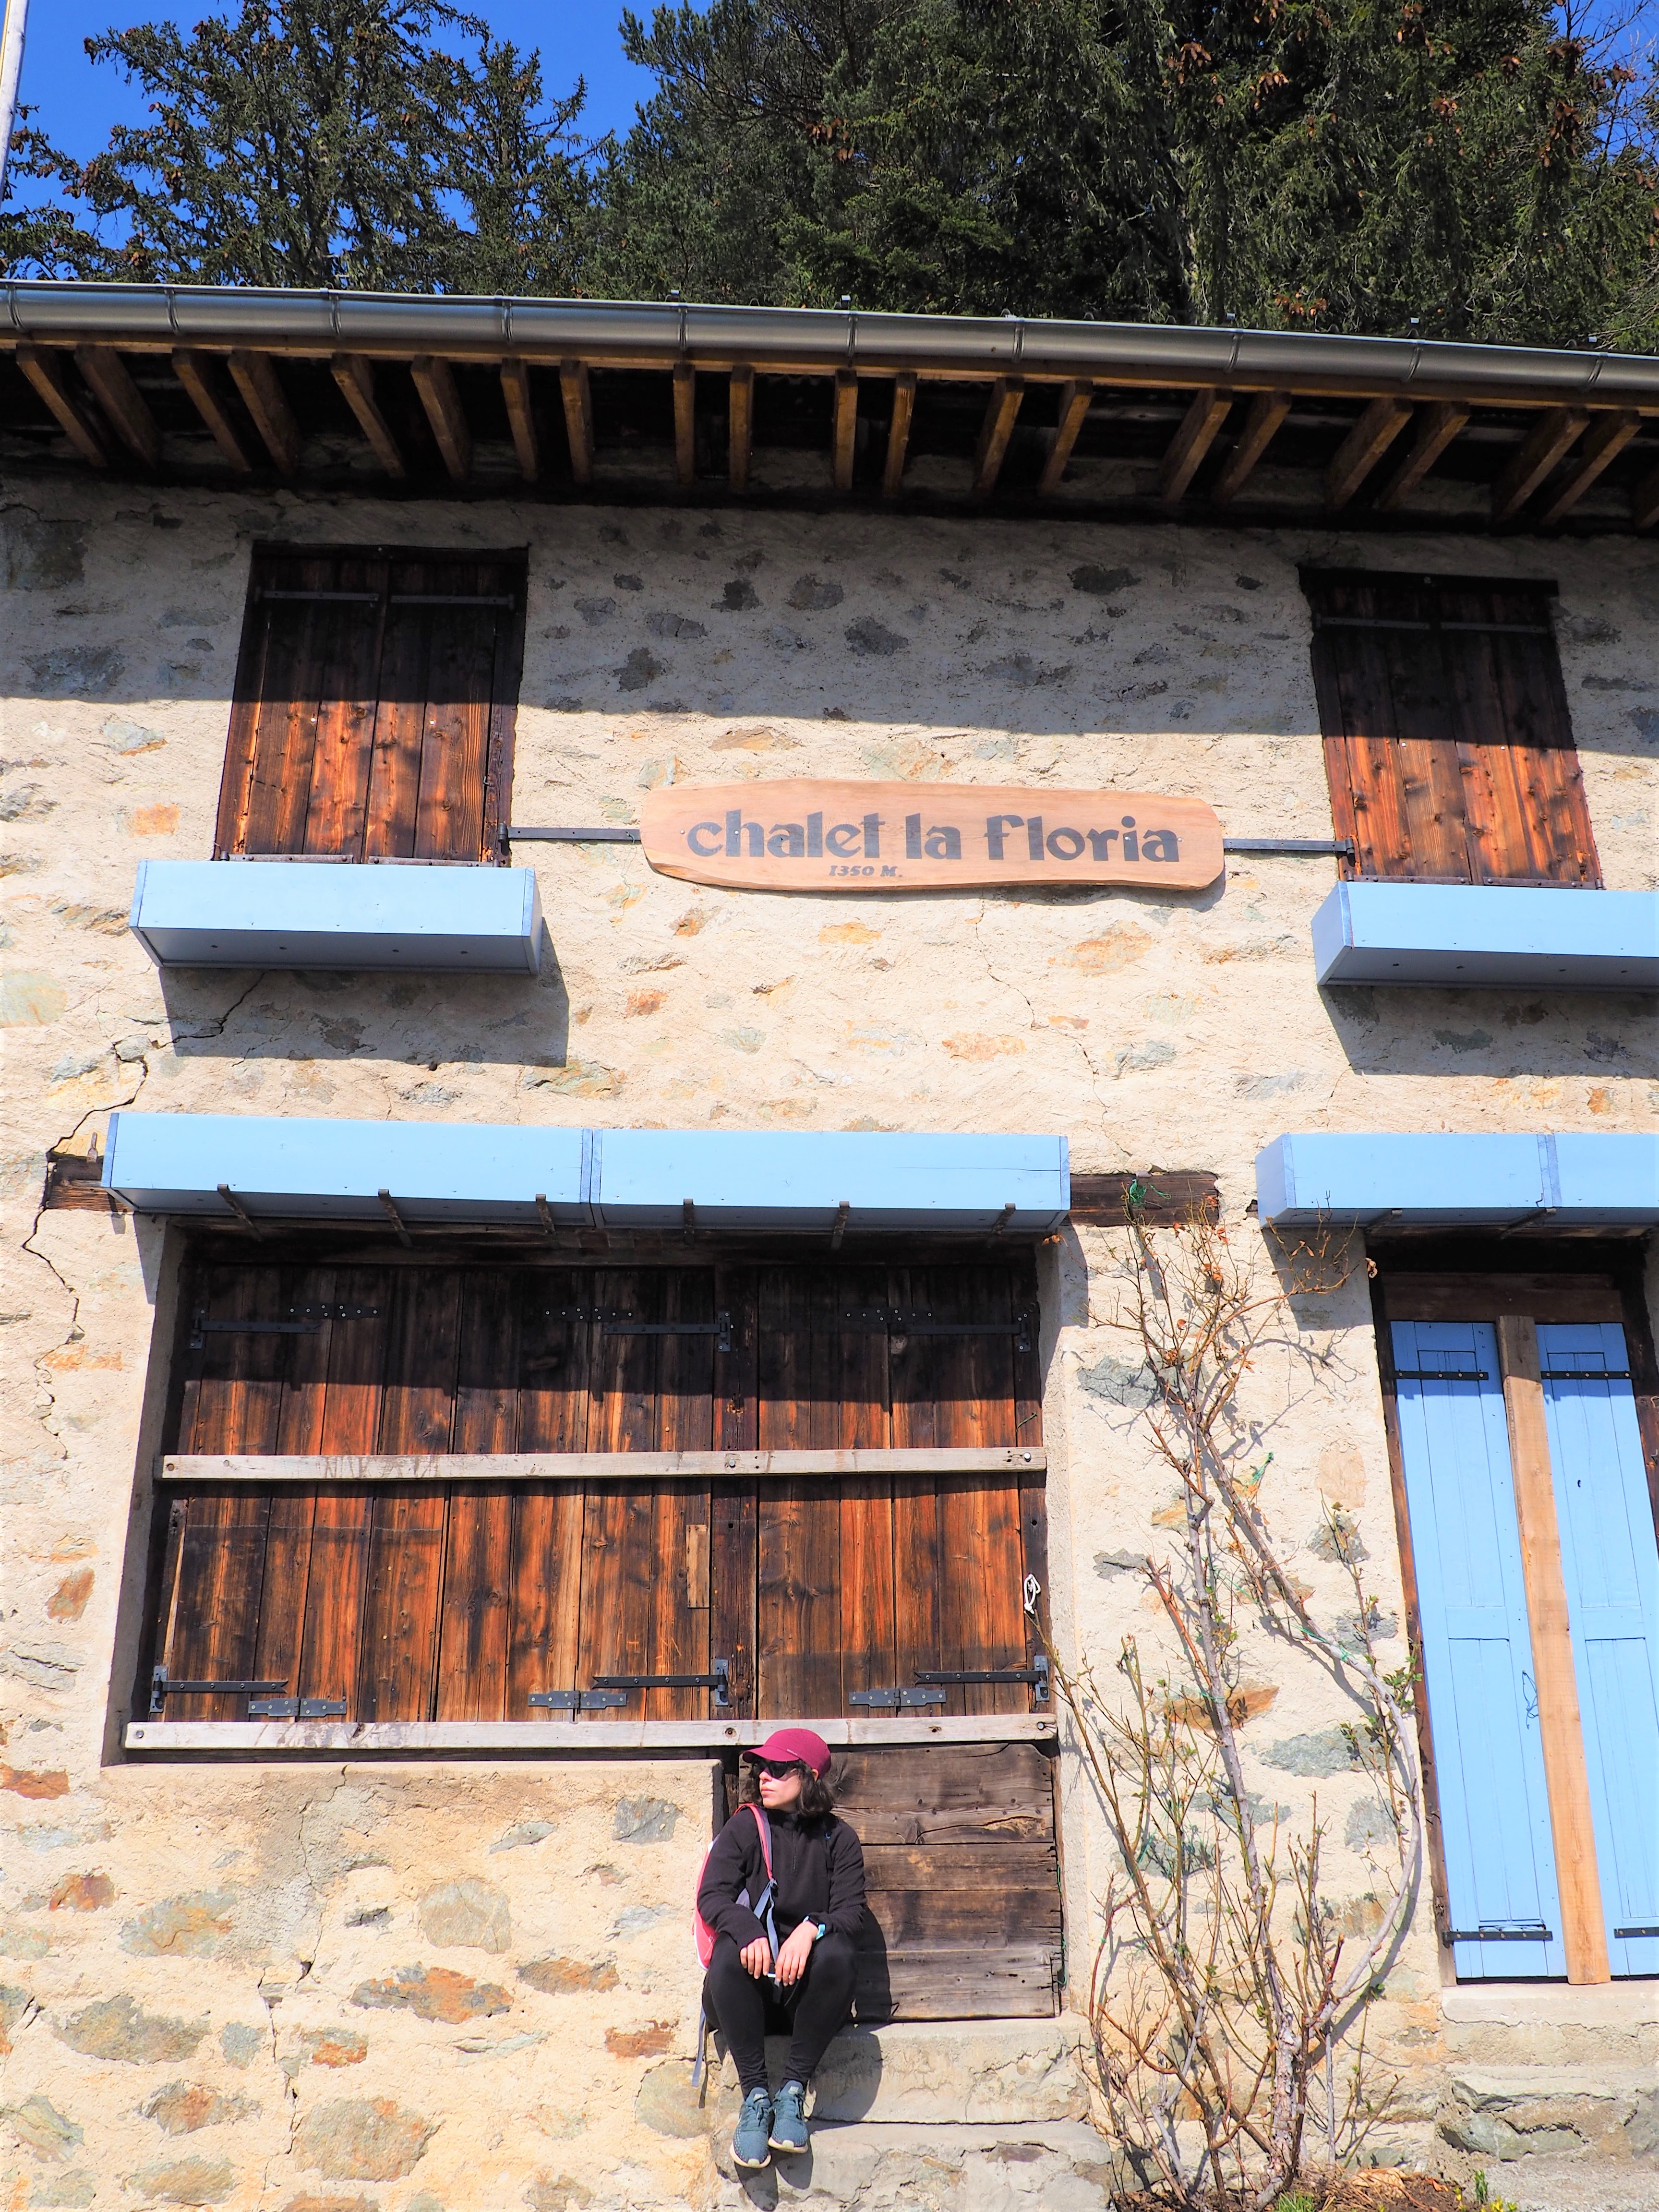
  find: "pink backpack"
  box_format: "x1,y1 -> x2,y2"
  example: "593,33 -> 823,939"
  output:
693,1802 -> 777,1967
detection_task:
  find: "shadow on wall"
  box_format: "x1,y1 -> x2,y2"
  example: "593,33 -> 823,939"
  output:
1319,983 -> 1659,1084
151,947 -> 572,1070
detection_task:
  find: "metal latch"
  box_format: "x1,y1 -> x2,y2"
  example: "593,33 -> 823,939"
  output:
1442,1920 -> 1553,1945
528,1688 -> 630,1711
841,1309 -> 1033,1355
848,1686 -> 948,1710
541,1308 -> 735,1354
589,1659 -> 733,1708
912,1654 -> 1050,1705
248,1696 -> 348,1719
150,1664 -> 286,1715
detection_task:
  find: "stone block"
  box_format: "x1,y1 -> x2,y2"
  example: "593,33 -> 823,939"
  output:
293,2097 -> 436,2183
719,2018 -> 1090,2125
351,1964 -> 510,2022
55,1993 -> 207,2064
121,2156 -> 238,2206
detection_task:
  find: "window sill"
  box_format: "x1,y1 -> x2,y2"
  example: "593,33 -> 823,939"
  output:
1442,1983 -> 1659,2025
1312,881 -> 1657,990
125,1713 -> 1057,1757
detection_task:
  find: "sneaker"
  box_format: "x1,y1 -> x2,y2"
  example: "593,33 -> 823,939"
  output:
769,2078 -> 808,2154
732,2087 -> 773,2169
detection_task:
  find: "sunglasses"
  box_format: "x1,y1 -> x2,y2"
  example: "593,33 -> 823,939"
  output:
747,1757 -> 806,1780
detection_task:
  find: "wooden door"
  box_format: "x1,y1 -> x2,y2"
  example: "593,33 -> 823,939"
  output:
1539,1323 -> 1659,1978
1392,1320 -> 1565,1977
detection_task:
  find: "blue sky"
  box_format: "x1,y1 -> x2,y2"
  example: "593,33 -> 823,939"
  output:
15,2 -> 659,166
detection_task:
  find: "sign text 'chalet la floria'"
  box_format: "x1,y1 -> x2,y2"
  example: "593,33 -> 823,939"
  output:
641,781 -> 1224,892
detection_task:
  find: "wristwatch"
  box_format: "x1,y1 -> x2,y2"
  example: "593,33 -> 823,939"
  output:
814,1921 -> 827,1941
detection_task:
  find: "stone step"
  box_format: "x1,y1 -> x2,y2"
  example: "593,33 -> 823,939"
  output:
710,2014 -> 1092,2126
706,2118 -> 1126,2210
1437,2062 -> 1657,2168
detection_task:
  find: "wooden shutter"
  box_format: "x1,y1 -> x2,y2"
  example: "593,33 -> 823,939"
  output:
1539,1324 -> 1659,1978
214,549 -> 525,862
1305,571 -> 1601,885
1391,1320 -> 1565,1977
154,1259 -> 1046,1731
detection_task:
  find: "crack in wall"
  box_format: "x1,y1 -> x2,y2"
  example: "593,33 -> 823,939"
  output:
972,896 -> 1116,1140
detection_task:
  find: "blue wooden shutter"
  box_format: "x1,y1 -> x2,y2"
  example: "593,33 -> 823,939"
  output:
1392,1321 -> 1564,1977
1539,1323 -> 1659,1978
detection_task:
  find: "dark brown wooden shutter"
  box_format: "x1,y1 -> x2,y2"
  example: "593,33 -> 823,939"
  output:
1305,570 -> 1601,886
215,549 -> 525,862
156,1259 -> 1045,1730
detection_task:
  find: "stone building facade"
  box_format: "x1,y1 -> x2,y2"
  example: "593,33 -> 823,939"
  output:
1,290 -> 1657,2210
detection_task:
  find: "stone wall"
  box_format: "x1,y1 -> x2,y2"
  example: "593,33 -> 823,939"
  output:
2,484 -> 1656,2208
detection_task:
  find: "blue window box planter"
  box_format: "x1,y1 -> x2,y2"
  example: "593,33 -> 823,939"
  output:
1256,1132 -> 1659,1228
1311,881 -> 1658,990
104,1113 -> 591,1225
128,860 -> 543,973
593,1130 -> 1070,1231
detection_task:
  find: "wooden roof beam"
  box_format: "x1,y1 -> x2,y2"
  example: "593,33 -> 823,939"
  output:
1634,455 -> 1659,531
972,377 -> 1024,496
559,359 -> 594,485
673,361 -> 696,488
1492,407 -> 1589,522
228,350 -> 300,474
882,372 -> 916,499
16,344 -> 107,466
832,368 -> 859,493
499,359 -> 539,483
332,352 -> 407,478
171,349 -> 253,471
1036,378 -> 1094,496
728,363 -> 754,493
1325,396 -> 1413,510
73,345 -> 159,468
1535,411 -> 1641,529
1211,388 -> 1290,504
410,355 -> 472,482
1372,401 -> 1468,512
1159,386 -> 1232,504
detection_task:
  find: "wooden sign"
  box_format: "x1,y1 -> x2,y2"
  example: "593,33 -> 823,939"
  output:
640,781 -> 1224,892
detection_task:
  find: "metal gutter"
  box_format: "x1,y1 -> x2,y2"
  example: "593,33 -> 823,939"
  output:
4,281 -> 1658,406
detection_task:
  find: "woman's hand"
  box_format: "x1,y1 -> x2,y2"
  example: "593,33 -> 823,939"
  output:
740,1937 -> 771,1979
773,1922 -> 816,1987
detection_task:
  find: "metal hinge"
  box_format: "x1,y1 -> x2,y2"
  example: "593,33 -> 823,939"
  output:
848,1686 -> 948,1710
527,1688 -> 630,1711
150,1664 -> 286,1716
1442,1920 -> 1553,1945
589,1659 -> 733,1707
1544,1369 -> 1632,1382
1394,1369 -> 1489,1383
190,1303 -> 379,1349
912,1654 -> 1050,1705
841,1309 -> 1034,1355
248,1696 -> 348,1719
1616,1925 -> 1659,1940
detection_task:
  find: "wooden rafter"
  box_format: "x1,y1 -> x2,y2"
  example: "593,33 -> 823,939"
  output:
332,353 -> 407,478
559,359 -> 594,484
410,354 -> 472,482
228,350 -> 300,474
1372,401 -> 1468,512
728,363 -> 754,492
832,367 -> 859,493
73,345 -> 159,468
1159,386 -> 1232,504
1325,396 -> 1413,510
1535,410 -> 1641,528
499,359 -> 539,482
883,371 -> 916,498
1634,456 -> 1659,531
972,377 -> 1024,496
172,349 -> 253,471
1211,389 -> 1290,504
1492,407 -> 1589,522
1036,379 -> 1094,497
673,360 -> 696,487
16,344 -> 106,466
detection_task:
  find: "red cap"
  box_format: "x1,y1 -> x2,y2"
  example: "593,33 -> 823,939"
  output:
748,1726 -> 832,1778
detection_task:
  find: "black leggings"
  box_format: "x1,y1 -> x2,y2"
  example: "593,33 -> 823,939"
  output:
702,1930 -> 858,2097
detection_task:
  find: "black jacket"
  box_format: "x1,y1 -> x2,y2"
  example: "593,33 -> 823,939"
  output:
698,1804 -> 866,1949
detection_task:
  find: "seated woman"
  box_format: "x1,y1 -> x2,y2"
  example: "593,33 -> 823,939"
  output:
697,1726 -> 866,2168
